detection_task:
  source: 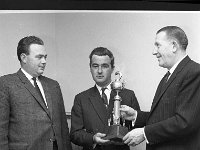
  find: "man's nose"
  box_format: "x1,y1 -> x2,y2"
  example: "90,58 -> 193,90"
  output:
41,57 -> 47,63
98,66 -> 102,73
152,48 -> 158,55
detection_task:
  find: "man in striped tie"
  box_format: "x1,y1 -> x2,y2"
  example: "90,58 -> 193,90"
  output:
120,26 -> 200,150
70,47 -> 140,150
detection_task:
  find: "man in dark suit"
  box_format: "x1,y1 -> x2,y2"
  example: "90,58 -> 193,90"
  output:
70,47 -> 140,150
0,36 -> 72,150
120,26 -> 200,150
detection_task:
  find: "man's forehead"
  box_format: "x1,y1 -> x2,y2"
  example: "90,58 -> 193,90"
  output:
29,44 -> 46,54
91,55 -> 111,64
156,31 -> 167,39
92,55 -> 110,60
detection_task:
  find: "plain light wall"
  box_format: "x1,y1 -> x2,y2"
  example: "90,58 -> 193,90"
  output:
54,12 -> 200,112
1,11 -> 200,150
1,11 -> 200,111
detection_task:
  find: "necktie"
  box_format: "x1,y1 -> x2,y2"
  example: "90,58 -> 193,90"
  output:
161,71 -> 171,92
164,71 -> 171,82
32,77 -> 46,107
101,87 -> 108,107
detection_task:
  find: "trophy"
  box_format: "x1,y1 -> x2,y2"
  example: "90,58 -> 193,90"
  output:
103,71 -> 128,144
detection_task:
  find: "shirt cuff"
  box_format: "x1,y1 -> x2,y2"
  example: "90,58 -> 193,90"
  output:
131,110 -> 138,126
92,144 -> 97,149
143,127 -> 149,144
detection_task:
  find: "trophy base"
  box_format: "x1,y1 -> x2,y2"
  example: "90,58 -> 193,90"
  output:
103,125 -> 128,145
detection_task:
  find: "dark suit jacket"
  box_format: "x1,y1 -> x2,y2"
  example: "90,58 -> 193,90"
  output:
135,56 -> 200,150
70,86 -> 140,150
0,69 -> 72,150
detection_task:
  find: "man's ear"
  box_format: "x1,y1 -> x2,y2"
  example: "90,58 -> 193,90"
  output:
172,40 -> 179,53
20,53 -> 27,63
112,66 -> 115,73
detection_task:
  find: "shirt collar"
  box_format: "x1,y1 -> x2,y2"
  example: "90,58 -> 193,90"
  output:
169,55 -> 187,74
21,68 -> 37,81
96,82 -> 112,94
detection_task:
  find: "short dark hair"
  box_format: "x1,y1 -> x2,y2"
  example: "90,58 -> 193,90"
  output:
157,26 -> 188,50
17,36 -> 44,61
89,47 -> 115,68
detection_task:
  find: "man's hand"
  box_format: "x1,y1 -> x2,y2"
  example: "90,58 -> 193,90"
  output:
120,105 -> 137,121
93,133 -> 110,145
123,128 -> 145,146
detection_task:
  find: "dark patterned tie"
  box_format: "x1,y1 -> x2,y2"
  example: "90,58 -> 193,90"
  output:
164,71 -> 171,83
161,71 -> 171,92
32,77 -> 47,107
101,87 -> 108,107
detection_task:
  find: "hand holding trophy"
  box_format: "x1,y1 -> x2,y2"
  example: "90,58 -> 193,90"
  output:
103,71 -> 128,145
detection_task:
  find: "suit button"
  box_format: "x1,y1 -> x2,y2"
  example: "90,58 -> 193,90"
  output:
49,138 -> 54,142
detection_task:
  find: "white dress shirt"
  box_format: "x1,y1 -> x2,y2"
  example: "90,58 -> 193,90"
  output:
21,68 -> 48,108
96,83 -> 112,105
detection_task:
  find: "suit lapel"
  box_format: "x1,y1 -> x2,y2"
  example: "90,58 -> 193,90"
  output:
17,69 -> 51,119
89,86 -> 108,125
150,56 -> 191,113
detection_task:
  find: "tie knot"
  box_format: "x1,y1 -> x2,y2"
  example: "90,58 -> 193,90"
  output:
32,77 -> 37,82
166,71 -> 170,77
166,71 -> 170,75
101,87 -> 107,93
165,71 -> 171,82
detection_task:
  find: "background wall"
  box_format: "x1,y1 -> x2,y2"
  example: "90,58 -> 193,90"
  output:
0,11 -> 200,150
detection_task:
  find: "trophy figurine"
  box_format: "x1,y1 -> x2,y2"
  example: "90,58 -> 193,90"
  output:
103,71 -> 128,144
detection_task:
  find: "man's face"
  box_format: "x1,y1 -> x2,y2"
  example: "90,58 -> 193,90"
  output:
90,55 -> 114,87
153,31 -> 175,69
23,44 -> 47,77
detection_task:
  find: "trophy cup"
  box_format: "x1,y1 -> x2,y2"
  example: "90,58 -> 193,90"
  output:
103,71 -> 128,144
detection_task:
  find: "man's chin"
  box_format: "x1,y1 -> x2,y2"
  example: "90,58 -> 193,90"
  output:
159,64 -> 168,69
158,63 -> 164,67
96,81 -> 106,87
38,71 -> 44,76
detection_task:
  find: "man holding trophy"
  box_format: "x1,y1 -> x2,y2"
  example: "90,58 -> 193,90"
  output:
120,26 -> 200,150
70,47 -> 140,150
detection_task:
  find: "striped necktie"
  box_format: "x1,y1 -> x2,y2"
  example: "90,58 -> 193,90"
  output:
101,87 -> 108,107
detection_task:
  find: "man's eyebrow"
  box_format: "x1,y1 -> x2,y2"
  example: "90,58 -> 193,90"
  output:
101,63 -> 109,65
36,54 -> 47,56
91,63 -> 109,66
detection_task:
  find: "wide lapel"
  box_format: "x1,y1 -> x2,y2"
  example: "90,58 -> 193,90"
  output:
150,56 -> 191,113
89,86 -> 108,125
150,74 -> 170,110
17,69 -> 51,119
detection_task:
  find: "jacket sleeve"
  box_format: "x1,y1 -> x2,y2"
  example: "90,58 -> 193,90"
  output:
145,68 -> 200,145
70,95 -> 94,149
135,111 -> 150,128
123,89 -> 142,129
0,78 -> 9,150
130,90 -> 140,111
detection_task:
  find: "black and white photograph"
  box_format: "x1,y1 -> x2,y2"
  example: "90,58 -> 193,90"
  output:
0,11 -> 200,150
